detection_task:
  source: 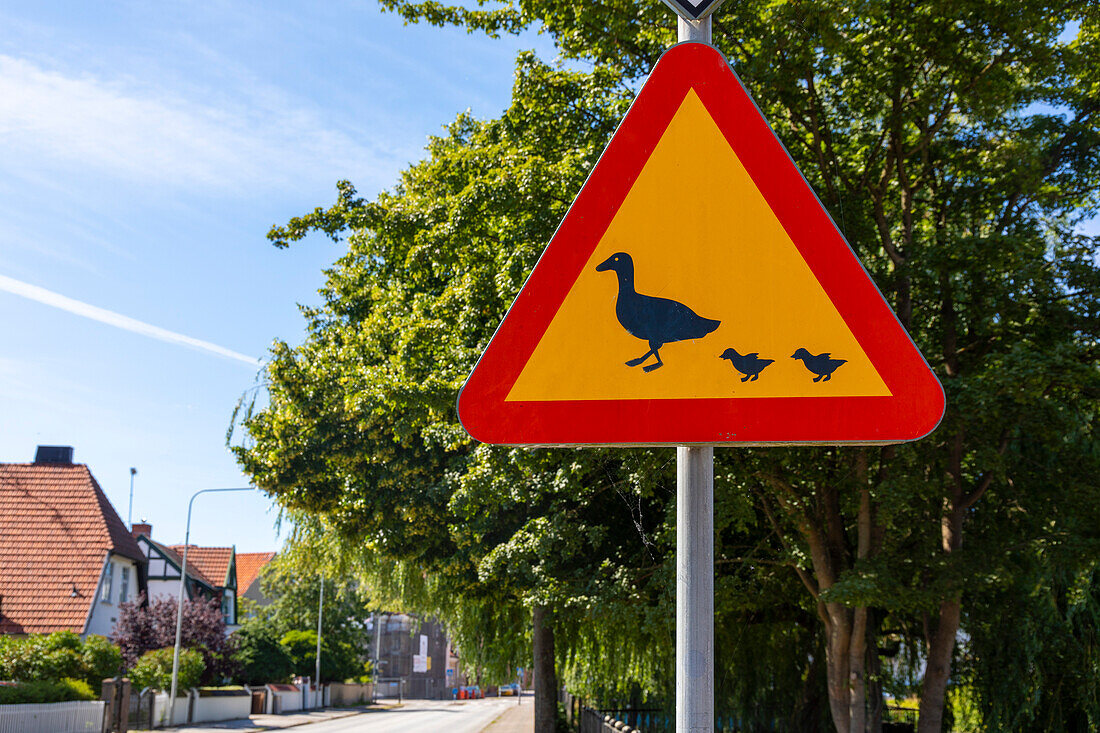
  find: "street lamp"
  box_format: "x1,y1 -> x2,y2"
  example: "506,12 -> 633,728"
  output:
127,468 -> 137,528
315,577 -> 324,684
169,487 -> 256,724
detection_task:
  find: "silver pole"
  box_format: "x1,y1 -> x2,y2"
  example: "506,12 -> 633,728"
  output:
315,577 -> 324,699
678,16 -> 712,45
169,487 -> 254,724
127,468 -> 137,528
374,612 -> 383,683
674,19 -> 714,733
677,446 -> 714,733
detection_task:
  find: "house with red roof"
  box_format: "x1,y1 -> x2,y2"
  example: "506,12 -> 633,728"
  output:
0,446 -> 147,638
131,527 -> 240,628
236,551 -> 276,609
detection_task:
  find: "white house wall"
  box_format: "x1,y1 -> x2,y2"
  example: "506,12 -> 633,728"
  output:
146,577 -> 186,602
84,555 -> 141,638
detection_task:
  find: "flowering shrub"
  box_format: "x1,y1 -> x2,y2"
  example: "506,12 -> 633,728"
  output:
113,594 -> 235,684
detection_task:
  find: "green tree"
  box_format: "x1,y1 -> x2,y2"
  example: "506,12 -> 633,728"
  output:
278,629 -> 363,682
232,619 -> 294,685
366,1 -> 1100,729
256,556 -> 371,651
80,635 -> 123,686
129,647 -> 204,692
243,553 -> 375,680
234,54 -> 827,727
235,4 -> 1100,732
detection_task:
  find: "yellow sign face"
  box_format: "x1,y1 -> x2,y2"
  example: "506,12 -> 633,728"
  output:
506,90 -> 891,402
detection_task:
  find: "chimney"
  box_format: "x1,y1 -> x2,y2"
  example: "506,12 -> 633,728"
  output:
34,446 -> 74,464
131,523 -> 152,539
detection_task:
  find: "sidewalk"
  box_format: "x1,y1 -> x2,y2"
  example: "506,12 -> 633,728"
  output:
480,698 -> 534,733
139,704 -> 384,732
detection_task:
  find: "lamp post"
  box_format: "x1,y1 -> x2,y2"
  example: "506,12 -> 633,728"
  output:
127,468 -> 137,528
169,487 -> 255,724
314,576 -> 324,705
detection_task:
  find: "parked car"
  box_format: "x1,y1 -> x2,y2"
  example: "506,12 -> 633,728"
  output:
499,683 -> 520,696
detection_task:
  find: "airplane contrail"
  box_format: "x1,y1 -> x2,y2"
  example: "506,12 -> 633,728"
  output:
0,273 -> 261,367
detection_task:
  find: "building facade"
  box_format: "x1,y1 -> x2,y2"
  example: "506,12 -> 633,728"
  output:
370,613 -> 455,697
0,446 -> 146,638
132,526 -> 239,628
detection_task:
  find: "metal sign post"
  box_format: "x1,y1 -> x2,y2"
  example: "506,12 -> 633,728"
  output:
676,15 -> 714,733
677,446 -> 713,733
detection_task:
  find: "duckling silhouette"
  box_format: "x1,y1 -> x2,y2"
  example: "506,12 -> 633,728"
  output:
596,252 -> 720,372
791,347 -> 847,382
719,348 -> 774,382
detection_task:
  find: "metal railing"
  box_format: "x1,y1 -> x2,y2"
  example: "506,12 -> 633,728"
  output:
561,689 -> 650,733
560,687 -> 806,732
373,677 -> 405,703
579,707 -> 649,733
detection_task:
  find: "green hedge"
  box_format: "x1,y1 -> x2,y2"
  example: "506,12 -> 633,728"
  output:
0,632 -> 121,687
0,678 -> 97,705
129,647 -> 204,692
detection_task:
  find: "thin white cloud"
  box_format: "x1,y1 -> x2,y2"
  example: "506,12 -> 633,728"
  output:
0,274 -> 260,367
0,55 -> 405,192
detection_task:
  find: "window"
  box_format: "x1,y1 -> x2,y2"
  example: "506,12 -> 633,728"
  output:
221,591 -> 234,625
100,562 -> 114,603
119,566 -> 130,603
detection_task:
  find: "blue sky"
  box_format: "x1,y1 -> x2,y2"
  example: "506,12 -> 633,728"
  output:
0,1 -> 555,552
1,5 -> 1093,556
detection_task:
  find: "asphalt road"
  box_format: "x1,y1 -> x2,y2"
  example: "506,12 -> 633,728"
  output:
287,697 -> 526,732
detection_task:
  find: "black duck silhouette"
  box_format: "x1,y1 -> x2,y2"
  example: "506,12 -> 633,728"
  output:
791,347 -> 847,382
719,348 -> 774,382
595,252 -> 720,372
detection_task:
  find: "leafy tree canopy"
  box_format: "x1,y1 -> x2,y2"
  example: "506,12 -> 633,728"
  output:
234,547 -> 374,683
235,2 -> 1100,729
231,621 -> 294,685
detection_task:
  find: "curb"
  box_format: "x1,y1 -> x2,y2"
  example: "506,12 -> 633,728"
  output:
150,703 -> 401,732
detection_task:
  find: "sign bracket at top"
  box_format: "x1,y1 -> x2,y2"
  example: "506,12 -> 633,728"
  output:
660,0 -> 728,22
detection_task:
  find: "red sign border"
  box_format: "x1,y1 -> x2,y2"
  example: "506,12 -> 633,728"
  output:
457,42 -> 945,446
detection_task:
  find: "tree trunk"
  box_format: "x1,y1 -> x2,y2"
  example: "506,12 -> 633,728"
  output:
762,467 -> 879,733
533,605 -> 558,733
917,501 -> 965,732
848,606 -> 868,733
866,609 -> 884,733
823,607 -> 853,732
794,642 -> 826,730
917,600 -> 961,733
822,601 -> 872,733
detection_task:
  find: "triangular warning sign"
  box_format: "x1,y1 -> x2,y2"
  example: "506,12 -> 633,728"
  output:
458,42 -> 944,446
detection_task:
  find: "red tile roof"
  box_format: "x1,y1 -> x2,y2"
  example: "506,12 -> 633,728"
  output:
170,545 -> 233,589
236,552 -> 275,593
0,463 -> 145,635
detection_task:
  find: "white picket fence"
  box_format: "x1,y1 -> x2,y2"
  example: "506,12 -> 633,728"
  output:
0,700 -> 105,733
